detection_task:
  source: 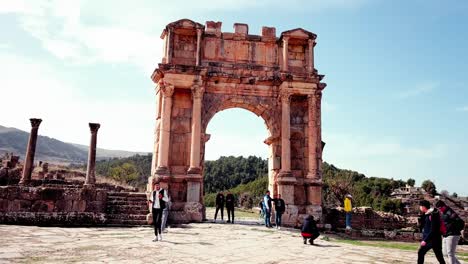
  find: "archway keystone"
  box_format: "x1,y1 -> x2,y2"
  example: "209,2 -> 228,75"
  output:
149,19 -> 327,226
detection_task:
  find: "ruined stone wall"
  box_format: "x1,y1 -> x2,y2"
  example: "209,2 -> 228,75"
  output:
324,207 -> 411,231
0,186 -> 107,226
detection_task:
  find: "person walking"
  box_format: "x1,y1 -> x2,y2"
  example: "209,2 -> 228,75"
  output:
272,193 -> 285,229
148,182 -> 168,242
344,194 -> 353,230
418,200 -> 446,264
161,193 -> 171,233
436,200 -> 464,264
301,215 -> 320,245
214,191 -> 225,222
225,191 -> 235,223
263,190 -> 273,228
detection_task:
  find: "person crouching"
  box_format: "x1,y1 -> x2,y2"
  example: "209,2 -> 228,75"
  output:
301,215 -> 320,245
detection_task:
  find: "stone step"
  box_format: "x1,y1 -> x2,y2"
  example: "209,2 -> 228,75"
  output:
106,204 -> 148,210
106,200 -> 148,206
106,219 -> 149,226
107,196 -> 148,202
106,209 -> 149,215
106,214 -> 147,220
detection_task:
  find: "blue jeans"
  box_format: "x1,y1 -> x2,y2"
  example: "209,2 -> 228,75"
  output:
275,212 -> 283,227
265,209 -> 271,226
345,212 -> 352,228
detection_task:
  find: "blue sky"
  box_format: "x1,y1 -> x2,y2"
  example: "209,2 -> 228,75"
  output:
1,1 -> 467,195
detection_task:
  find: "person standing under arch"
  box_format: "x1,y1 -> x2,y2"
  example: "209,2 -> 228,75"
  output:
225,191 -> 235,223
214,191 -> 225,222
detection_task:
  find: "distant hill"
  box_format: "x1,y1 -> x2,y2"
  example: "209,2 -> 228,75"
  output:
0,125 -> 148,164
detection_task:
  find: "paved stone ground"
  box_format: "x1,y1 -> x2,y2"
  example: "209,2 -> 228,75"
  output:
0,224 -> 466,264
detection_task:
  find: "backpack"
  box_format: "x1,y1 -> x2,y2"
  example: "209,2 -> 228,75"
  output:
430,210 -> 446,236
454,217 -> 466,232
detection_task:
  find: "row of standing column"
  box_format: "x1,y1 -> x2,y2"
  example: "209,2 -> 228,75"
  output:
154,80 -> 204,176
278,91 -> 322,181
282,36 -> 315,72
18,119 -> 100,187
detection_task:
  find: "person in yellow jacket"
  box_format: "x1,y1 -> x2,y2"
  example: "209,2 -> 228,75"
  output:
344,194 -> 353,230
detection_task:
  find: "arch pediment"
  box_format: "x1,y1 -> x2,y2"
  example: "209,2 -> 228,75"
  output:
280,28 -> 317,40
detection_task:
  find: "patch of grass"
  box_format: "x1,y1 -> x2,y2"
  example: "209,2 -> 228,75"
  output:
333,237 -> 467,259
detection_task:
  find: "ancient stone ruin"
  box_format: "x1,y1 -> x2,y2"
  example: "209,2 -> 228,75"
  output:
0,120 -> 147,226
149,19 -> 326,225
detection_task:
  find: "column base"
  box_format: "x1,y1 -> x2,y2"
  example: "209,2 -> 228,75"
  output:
187,167 -> 201,175
278,170 -> 292,178
155,166 -> 170,175
83,183 -> 95,189
304,176 -> 323,186
18,179 -> 30,186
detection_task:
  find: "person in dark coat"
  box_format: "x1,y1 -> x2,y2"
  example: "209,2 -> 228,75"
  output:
272,194 -> 285,229
301,215 -> 320,245
418,200 -> 446,264
225,191 -> 235,223
436,200 -> 463,264
214,191 -> 225,222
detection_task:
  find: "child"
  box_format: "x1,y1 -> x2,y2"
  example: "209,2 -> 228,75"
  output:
301,215 -> 320,245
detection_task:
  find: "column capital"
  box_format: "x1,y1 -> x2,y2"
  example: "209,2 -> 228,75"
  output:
191,84 -> 205,99
89,123 -> 100,133
196,28 -> 203,35
280,91 -> 291,102
282,36 -> 290,43
30,118 -> 42,128
308,38 -> 315,46
159,81 -> 175,98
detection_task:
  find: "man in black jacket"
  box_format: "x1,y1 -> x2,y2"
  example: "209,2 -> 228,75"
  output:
225,191 -> 235,223
148,182 -> 169,242
214,191 -> 225,222
436,200 -> 463,264
272,194 -> 285,229
418,200 -> 446,264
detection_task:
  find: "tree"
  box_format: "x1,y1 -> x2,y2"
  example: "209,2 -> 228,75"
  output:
407,178 -> 416,187
452,192 -> 458,198
421,180 -> 437,196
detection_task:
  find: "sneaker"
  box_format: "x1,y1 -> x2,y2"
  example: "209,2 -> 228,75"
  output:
158,234 -> 163,241
303,238 -> 307,245
309,239 -> 314,245
152,236 -> 158,242
277,226 -> 281,230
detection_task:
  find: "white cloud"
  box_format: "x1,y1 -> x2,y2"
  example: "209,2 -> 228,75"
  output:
3,0 -> 370,75
0,52 -> 154,152
397,81 -> 438,99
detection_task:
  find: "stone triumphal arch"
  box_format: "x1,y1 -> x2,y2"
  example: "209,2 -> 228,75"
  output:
148,19 -> 326,226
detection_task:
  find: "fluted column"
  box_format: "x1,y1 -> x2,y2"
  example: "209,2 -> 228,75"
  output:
19,118 -> 42,185
279,92 -> 291,176
84,123 -> 100,186
282,36 -> 289,71
308,39 -> 315,73
196,28 -> 202,66
188,83 -> 204,174
156,81 -> 174,175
